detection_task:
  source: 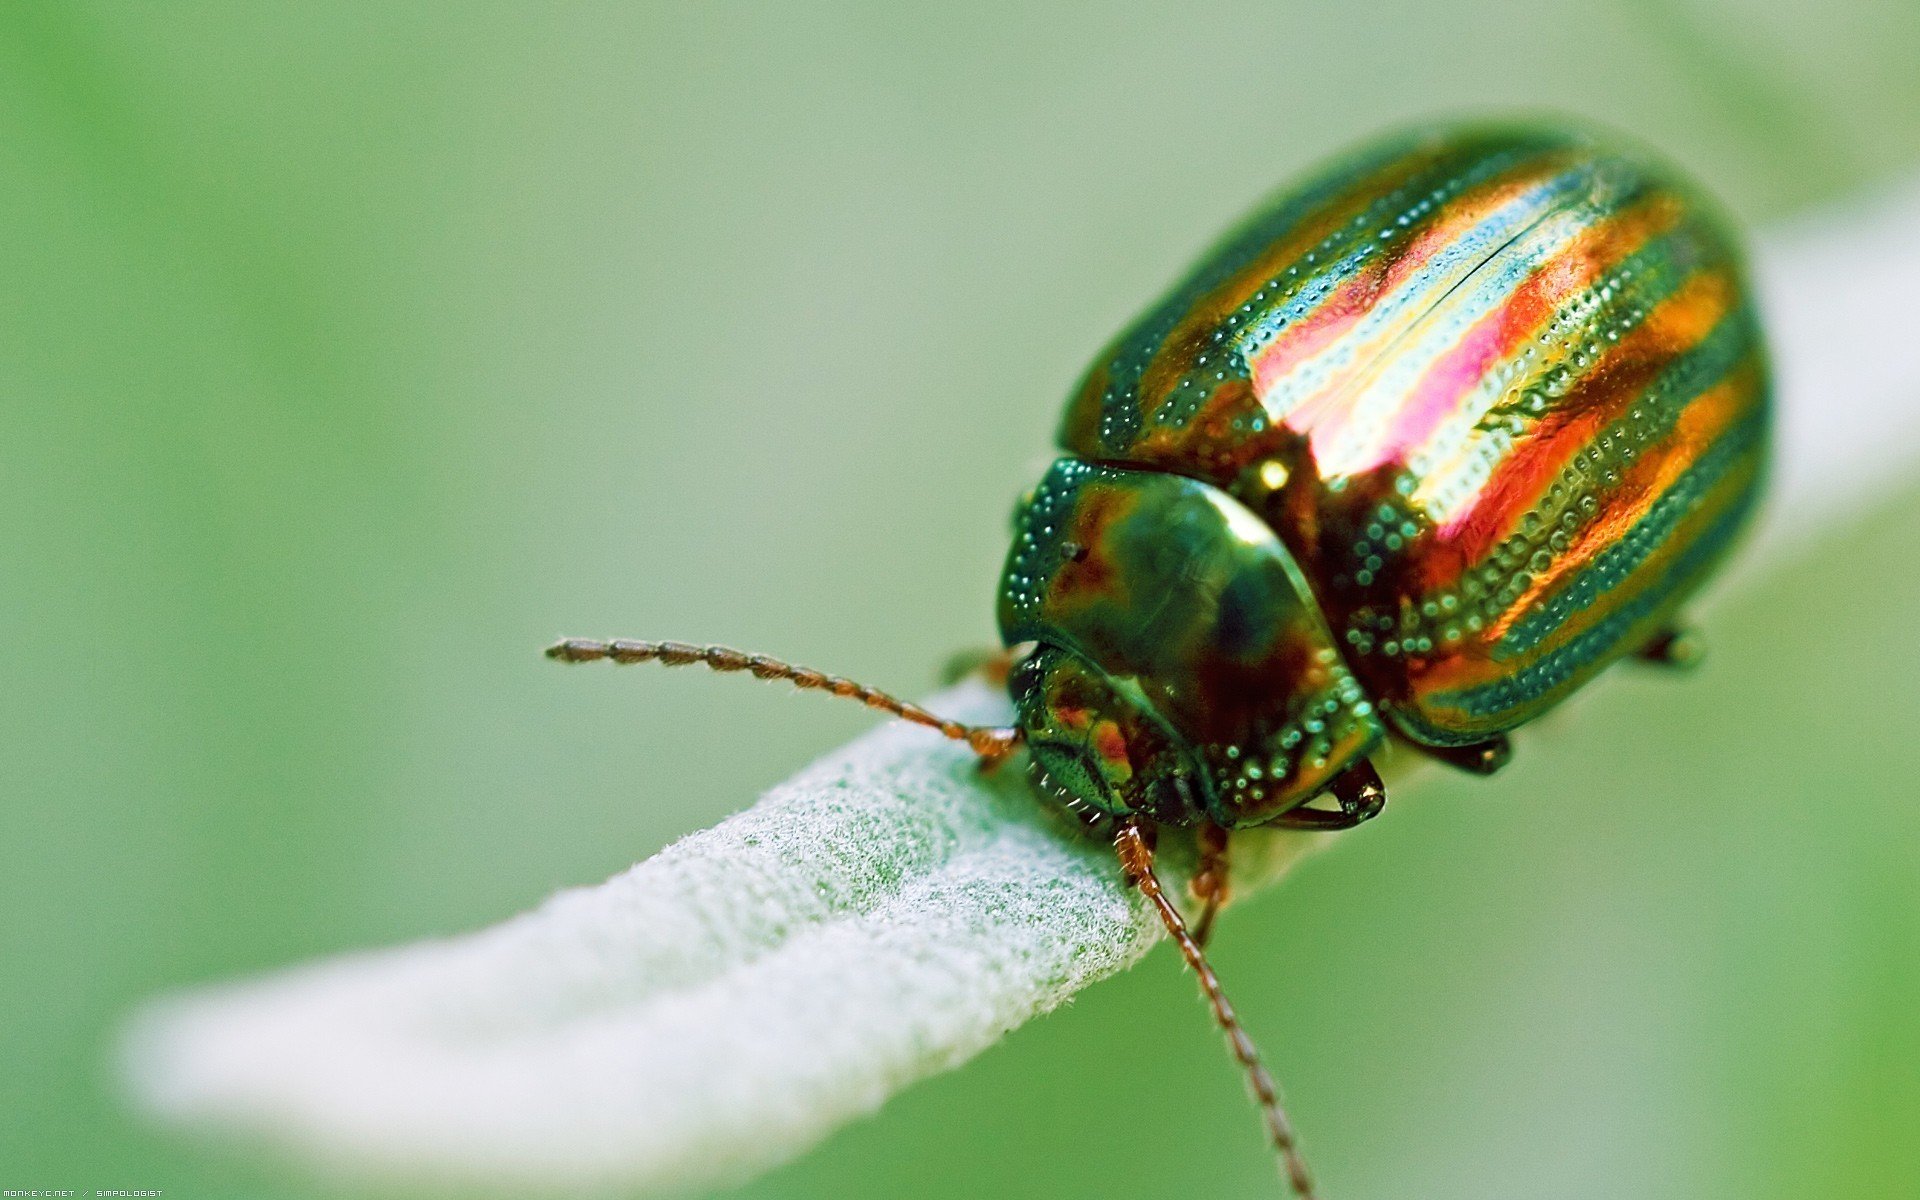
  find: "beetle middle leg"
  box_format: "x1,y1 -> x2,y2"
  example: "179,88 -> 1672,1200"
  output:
1189,822 -> 1231,948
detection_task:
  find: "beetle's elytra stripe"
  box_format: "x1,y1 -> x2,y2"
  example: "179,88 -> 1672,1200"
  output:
1436,260 -> 1746,572
1419,410 -> 1765,724
1080,130 -> 1584,453
1242,162 -> 1619,440
1427,498 -> 1758,725
1481,313 -> 1761,631
1495,400 -> 1764,659
1053,124 -> 1770,746
1337,289 -> 1763,733
1292,184 -> 1675,490
1413,212 -> 1701,532
1403,195 -> 1691,520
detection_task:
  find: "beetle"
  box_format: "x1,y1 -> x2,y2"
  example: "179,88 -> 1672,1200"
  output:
550,121 -> 1769,1197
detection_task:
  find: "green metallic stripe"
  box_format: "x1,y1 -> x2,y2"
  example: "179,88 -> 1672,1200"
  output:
1380,202 -> 1709,535
1478,206 -> 1720,430
1087,130 -> 1583,454
1335,253 -> 1746,662
1426,408 -> 1765,723
1222,159 -> 1620,436
1493,320 -> 1764,657
1496,388 -> 1764,659
1436,487 -> 1757,726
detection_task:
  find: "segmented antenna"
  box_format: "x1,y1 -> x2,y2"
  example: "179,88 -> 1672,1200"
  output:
1114,821 -> 1319,1199
545,637 -> 1022,763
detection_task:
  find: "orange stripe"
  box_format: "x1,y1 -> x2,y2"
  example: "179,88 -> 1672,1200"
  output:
1445,265 -> 1739,575
1485,362 -> 1758,640
1139,147 -> 1582,422
1244,151 -> 1601,428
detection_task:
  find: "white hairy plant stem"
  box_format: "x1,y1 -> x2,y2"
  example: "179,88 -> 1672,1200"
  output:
122,173 -> 1920,1196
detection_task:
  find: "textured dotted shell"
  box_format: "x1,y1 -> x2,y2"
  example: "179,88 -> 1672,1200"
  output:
1056,123 -> 1769,745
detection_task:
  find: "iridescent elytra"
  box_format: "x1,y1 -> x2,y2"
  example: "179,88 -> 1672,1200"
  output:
550,121 -> 1769,1197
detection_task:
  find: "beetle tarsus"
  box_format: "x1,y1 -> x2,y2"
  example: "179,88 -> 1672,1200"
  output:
1636,624 -> 1706,670
1426,735 -> 1512,776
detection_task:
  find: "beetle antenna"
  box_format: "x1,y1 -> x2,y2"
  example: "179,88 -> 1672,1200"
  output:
545,637 -> 1023,764
1114,820 -> 1318,1199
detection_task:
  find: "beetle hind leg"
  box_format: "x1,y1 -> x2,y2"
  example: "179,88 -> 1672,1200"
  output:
1271,758 -> 1388,830
1425,733 -> 1513,776
1636,623 -> 1706,670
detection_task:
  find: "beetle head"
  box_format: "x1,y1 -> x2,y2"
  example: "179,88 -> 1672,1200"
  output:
998,457 -> 1388,828
1008,642 -> 1212,824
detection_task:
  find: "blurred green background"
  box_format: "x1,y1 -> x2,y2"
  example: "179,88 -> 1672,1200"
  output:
4,3 -> 1918,1197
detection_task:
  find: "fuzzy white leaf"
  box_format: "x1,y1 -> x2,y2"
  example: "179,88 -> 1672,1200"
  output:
122,173 -> 1920,1195
1751,172 -> 1920,551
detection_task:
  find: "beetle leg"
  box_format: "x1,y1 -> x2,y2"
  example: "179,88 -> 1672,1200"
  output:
1331,758 -> 1388,823
1189,822 -> 1231,948
1425,734 -> 1512,776
1636,624 -> 1706,670
1271,758 -> 1388,830
937,646 -> 1015,687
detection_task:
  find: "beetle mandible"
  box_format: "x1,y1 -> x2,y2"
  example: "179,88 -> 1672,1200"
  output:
550,121 -> 1770,1197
